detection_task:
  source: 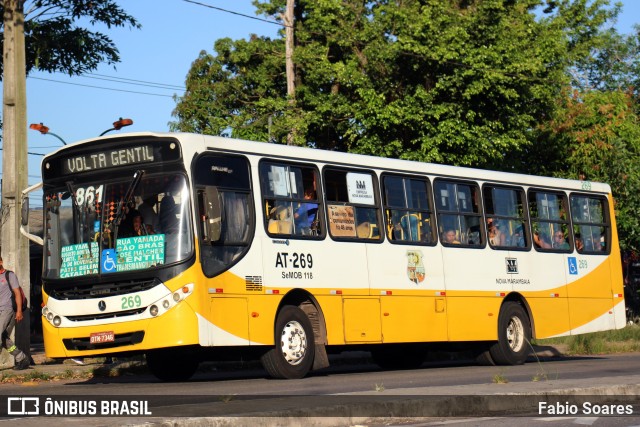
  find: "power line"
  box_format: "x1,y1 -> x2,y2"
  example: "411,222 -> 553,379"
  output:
27,76 -> 176,98
0,148 -> 45,156
0,172 -> 42,179
182,0 -> 290,28
82,73 -> 185,91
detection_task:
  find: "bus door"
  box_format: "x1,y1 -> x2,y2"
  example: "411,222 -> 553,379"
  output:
195,154 -> 255,345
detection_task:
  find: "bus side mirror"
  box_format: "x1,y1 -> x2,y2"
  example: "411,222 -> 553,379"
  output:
21,196 -> 29,226
203,187 -> 222,243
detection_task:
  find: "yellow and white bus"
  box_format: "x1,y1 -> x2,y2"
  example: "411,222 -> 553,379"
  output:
25,132 -> 625,380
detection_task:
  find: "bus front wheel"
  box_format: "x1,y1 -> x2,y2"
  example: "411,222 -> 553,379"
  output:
261,305 -> 315,379
489,302 -> 531,365
146,348 -> 199,382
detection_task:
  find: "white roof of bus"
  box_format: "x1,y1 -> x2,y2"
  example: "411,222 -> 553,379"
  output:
44,131 -> 611,194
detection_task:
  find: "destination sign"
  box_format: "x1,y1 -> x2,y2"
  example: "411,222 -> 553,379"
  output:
62,145 -> 155,175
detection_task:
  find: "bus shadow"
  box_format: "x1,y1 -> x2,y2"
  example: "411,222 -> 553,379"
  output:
60,347 -> 603,386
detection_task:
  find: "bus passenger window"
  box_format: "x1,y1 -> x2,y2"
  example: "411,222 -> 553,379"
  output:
260,161 -> 322,238
382,174 -> 435,245
434,179 -> 483,247
483,185 -> 529,250
529,190 -> 571,253
570,195 -> 609,255
324,168 -> 382,242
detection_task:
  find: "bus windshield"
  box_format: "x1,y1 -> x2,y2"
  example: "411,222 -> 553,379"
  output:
43,173 -> 193,279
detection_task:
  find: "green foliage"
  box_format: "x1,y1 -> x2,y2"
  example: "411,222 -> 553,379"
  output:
172,0 -> 617,166
0,0 -> 140,78
172,0 -> 640,250
535,89 -> 640,250
536,324 -> 640,354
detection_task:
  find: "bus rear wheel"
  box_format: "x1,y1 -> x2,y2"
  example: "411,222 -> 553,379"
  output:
146,348 -> 199,382
261,305 -> 315,379
489,302 -> 531,365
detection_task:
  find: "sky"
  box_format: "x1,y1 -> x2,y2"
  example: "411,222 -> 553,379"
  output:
2,0 -> 639,207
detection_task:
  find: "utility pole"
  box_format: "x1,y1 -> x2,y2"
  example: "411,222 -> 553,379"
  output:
1,0 -> 30,367
283,0 -> 295,145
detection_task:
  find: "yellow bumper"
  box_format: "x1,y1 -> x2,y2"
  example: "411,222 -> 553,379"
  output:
43,299 -> 200,358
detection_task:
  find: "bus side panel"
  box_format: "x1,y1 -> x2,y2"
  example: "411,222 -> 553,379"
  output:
513,252 -> 570,336
441,247 -> 508,342
260,237 -> 370,297
315,295 -> 346,345
343,298 -> 381,342
366,241 -> 448,343
566,256 -> 618,334
380,296 -> 447,342
446,296 -> 501,341
526,297 -> 570,338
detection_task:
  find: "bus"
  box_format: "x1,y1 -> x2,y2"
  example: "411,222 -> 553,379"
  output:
23,132 -> 625,381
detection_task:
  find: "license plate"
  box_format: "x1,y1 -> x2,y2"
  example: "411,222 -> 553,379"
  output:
90,331 -> 115,344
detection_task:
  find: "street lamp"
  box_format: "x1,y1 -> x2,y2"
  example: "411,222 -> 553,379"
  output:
29,123 -> 67,145
100,117 -> 133,136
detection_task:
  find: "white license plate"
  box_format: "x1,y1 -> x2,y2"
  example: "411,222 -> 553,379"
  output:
89,331 -> 115,344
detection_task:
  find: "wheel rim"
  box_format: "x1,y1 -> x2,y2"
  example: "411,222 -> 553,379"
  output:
506,315 -> 525,352
280,320 -> 308,366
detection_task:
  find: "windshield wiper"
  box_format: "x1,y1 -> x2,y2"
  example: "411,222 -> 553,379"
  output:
113,170 -> 145,244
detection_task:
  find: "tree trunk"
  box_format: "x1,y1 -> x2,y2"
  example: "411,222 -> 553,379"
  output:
284,0 -> 295,145
1,0 -> 31,368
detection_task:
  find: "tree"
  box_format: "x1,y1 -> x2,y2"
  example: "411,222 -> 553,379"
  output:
172,0 -> 618,170
0,0 -> 138,368
536,88 -> 640,251
0,0 -> 140,77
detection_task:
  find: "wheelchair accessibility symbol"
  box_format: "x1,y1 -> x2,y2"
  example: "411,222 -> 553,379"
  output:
101,249 -> 117,273
568,257 -> 578,275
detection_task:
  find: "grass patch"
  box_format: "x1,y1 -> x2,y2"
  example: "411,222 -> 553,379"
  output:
534,324 -> 640,355
492,371 -> 509,384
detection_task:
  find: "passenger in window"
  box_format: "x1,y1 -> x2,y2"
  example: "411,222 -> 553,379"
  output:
487,218 -> 506,246
159,196 -> 180,234
138,194 -> 160,234
442,229 -> 460,244
400,213 -> 421,241
575,234 -> 584,252
552,231 -> 569,249
533,231 -> 551,249
294,187 -> 318,235
510,226 -> 526,247
421,223 -> 433,243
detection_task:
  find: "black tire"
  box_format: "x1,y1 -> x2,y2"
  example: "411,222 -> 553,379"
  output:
146,348 -> 199,382
472,345 -> 496,366
489,302 -> 531,365
371,345 -> 426,370
261,305 -> 315,379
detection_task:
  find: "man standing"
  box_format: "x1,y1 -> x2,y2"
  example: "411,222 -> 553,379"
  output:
0,256 -> 29,370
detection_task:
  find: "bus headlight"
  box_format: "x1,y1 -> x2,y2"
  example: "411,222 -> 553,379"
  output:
47,312 -> 54,321
162,300 -> 170,309
53,316 -> 62,327
42,307 -> 49,317
173,292 -> 181,302
150,305 -> 159,316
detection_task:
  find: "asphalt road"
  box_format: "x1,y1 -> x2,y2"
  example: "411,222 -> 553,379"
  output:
2,352 -> 640,426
